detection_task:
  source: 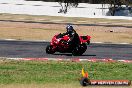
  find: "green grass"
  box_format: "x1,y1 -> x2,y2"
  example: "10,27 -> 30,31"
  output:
0,60 -> 132,84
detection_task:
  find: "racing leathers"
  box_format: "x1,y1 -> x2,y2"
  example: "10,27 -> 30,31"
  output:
62,30 -> 80,49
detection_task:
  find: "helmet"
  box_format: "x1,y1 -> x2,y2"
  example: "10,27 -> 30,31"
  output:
66,25 -> 74,33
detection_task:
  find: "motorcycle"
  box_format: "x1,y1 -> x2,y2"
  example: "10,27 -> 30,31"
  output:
46,33 -> 91,56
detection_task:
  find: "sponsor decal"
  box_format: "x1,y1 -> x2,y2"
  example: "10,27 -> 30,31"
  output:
80,68 -> 131,86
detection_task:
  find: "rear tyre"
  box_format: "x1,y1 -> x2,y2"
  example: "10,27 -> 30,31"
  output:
72,46 -> 81,56
46,45 -> 55,54
72,43 -> 87,56
80,43 -> 87,55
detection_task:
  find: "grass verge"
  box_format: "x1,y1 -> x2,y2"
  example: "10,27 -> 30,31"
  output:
0,60 -> 132,84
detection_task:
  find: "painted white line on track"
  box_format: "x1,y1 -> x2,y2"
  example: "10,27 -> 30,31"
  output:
91,42 -> 103,44
1,39 -> 132,45
119,43 -> 130,45
1,39 -> 47,42
4,39 -> 17,41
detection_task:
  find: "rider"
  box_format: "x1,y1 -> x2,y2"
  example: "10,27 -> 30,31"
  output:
63,25 -> 80,48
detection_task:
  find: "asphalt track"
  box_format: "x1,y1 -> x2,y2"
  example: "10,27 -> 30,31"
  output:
0,40 -> 132,60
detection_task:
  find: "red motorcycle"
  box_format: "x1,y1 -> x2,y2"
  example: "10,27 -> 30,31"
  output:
46,33 -> 91,56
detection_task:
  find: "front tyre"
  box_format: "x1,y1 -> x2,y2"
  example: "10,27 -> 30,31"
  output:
46,45 -> 55,54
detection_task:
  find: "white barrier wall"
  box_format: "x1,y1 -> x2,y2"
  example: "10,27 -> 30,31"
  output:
0,0 -> 131,20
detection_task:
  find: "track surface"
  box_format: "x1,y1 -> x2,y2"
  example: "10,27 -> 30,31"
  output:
0,40 -> 132,60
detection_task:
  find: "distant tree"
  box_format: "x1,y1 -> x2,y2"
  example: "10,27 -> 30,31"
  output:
26,0 -> 80,13
57,0 -> 80,13
105,0 -> 130,16
25,0 -> 131,15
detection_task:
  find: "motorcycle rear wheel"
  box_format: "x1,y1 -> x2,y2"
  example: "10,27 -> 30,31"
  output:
72,43 -> 87,56
80,43 -> 87,55
72,46 -> 81,56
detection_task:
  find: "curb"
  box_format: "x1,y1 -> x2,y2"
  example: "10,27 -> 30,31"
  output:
7,57 -> 132,63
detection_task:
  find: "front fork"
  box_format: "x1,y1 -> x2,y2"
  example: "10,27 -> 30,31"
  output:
87,40 -> 90,45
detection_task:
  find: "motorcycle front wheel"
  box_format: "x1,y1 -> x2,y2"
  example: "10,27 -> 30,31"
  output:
46,45 -> 55,54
